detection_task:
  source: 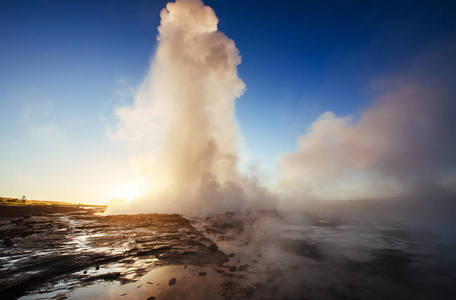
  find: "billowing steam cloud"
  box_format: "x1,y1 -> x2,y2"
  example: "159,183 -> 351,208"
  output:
278,42 -> 456,201
106,0 -> 273,214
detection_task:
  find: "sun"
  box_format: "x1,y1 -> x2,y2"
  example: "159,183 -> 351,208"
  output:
112,181 -> 148,202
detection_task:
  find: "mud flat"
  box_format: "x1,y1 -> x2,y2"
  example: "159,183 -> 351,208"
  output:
1,210 -> 455,299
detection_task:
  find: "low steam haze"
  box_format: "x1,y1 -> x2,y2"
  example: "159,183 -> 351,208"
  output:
105,0 -> 456,215
279,42 -> 456,202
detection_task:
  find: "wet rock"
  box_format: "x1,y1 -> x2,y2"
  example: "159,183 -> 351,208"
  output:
169,277 -> 176,285
83,272 -> 121,282
270,285 -> 278,294
3,238 -> 13,247
245,286 -> 255,297
209,243 -> 218,251
199,271 -> 207,276
238,264 -> 249,271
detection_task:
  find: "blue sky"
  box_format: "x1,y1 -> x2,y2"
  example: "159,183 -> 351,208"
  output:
1,0 -> 455,203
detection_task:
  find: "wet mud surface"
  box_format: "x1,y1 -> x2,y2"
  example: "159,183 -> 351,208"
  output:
1,209 -> 455,299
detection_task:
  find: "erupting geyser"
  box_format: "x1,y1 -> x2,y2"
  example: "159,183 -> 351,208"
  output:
107,0 -> 258,214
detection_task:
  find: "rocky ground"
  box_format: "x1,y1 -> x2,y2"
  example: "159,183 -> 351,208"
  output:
0,210 -> 226,299
0,208 -> 455,299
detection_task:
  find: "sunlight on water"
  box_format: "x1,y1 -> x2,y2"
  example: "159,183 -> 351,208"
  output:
67,265 -> 223,300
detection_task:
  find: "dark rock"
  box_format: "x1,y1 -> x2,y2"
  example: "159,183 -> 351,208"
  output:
209,243 -> 218,251
229,266 -> 237,272
245,286 -> 255,297
169,277 -> 176,285
199,271 -> 207,276
95,265 -> 100,270
146,297 -> 156,300
270,285 -> 278,294
238,264 -> 249,271
23,215 -> 32,219
227,253 -> 235,258
3,238 -> 13,247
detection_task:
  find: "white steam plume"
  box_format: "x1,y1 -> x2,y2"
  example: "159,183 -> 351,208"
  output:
278,42 -> 456,202
106,0 -> 274,215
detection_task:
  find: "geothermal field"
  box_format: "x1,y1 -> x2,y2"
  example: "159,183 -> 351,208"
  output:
1,0 -> 456,299
1,202 -> 456,299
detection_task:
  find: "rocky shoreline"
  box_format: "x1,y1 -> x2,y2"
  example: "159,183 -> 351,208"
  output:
1,209 -> 455,299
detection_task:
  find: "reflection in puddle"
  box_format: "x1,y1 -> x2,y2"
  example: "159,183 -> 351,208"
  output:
20,265 -> 224,300
69,265 -> 223,300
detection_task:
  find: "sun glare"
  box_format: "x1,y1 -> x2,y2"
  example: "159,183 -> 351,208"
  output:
112,182 -> 147,202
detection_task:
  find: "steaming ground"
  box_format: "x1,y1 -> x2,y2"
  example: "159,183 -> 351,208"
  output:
2,205 -> 455,300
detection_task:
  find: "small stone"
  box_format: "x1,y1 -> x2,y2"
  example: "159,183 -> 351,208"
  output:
227,253 -> 235,258
229,266 -> 237,272
238,264 -> 249,271
83,270 -> 87,274
95,265 -> 100,270
199,272 -> 207,276
169,277 -> 176,286
209,243 -> 218,251
146,297 -> 156,300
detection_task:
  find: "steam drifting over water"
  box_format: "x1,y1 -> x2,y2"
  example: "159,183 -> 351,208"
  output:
107,0 -> 273,215
278,42 -> 456,202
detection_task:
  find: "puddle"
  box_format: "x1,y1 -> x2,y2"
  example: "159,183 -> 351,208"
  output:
66,265 -> 223,300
